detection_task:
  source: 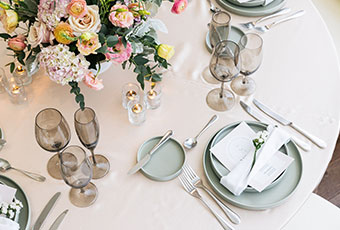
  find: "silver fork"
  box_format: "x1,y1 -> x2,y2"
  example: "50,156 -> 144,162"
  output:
179,174 -> 234,230
254,10 -> 305,33
182,164 -> 241,225
240,8 -> 291,30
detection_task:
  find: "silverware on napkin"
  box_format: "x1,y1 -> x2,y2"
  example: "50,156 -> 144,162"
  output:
240,101 -> 311,151
240,7 -> 291,30
32,192 -> 61,230
127,130 -> 173,175
49,209 -> 68,230
252,99 -> 327,148
254,10 -> 305,33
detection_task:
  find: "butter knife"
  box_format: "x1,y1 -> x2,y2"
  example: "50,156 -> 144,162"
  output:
253,99 -> 327,149
127,130 -> 173,175
49,209 -> 68,230
240,101 -> 311,151
32,192 -> 61,230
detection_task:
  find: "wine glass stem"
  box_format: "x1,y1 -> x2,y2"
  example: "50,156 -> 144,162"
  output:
80,188 -> 85,193
90,149 -> 97,165
219,82 -> 225,98
242,75 -> 248,84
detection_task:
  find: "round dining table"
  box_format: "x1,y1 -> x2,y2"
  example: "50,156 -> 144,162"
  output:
0,0 -> 339,229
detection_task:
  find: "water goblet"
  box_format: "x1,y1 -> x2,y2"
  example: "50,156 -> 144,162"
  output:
206,40 -> 241,111
35,108 -> 71,179
202,11 -> 232,84
60,145 -> 98,207
231,33 -> 263,96
74,107 -> 110,179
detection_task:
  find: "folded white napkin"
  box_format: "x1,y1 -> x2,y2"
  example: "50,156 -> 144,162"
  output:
0,216 -> 19,230
220,126 -> 290,196
236,0 -> 274,6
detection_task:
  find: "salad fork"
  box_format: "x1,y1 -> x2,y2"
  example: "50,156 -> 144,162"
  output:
239,8 -> 291,30
182,164 -> 241,224
179,174 -> 234,230
254,10 -> 305,33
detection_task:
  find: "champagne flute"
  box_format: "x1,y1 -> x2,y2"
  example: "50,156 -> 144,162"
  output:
202,11 -> 231,84
231,33 -> 263,96
74,107 -> 110,179
206,40 -> 241,111
35,108 -> 70,179
60,145 -> 98,207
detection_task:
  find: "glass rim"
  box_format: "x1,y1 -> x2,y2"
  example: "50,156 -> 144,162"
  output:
74,107 -> 96,125
212,11 -> 231,25
240,33 -> 263,50
35,108 -> 63,130
214,40 -> 240,53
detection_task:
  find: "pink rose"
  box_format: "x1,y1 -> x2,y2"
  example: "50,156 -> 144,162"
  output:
171,0 -> 188,14
67,0 -> 88,18
8,34 -> 26,51
83,72 -> 104,90
27,21 -> 54,48
109,4 -> 134,28
105,38 -> 132,64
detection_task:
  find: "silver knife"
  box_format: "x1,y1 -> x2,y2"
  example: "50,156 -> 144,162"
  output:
240,101 -> 311,152
49,209 -> 68,230
32,192 -> 61,230
253,99 -> 327,149
127,130 -> 173,175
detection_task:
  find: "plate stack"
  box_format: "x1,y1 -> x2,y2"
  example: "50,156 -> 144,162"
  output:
216,0 -> 286,16
203,121 -> 303,210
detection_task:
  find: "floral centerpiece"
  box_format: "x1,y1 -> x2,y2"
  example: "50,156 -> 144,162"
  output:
0,0 -> 188,109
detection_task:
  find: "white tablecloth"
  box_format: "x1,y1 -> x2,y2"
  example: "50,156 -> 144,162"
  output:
0,0 -> 339,229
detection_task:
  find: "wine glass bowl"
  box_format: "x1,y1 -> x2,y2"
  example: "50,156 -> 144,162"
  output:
231,33 -> 263,96
74,107 -> 110,179
60,145 -> 98,208
35,108 -> 70,179
206,40 -> 241,111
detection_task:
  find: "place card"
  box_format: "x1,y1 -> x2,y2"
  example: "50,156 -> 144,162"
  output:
0,184 -> 16,203
211,122 -> 294,192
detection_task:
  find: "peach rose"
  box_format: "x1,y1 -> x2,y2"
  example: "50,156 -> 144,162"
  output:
83,72 -> 103,90
8,34 -> 26,51
27,21 -> 54,48
68,5 -> 101,36
67,0 -> 88,18
54,22 -> 75,45
0,9 -> 18,33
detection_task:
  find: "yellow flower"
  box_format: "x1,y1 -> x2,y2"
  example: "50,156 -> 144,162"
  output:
157,44 -> 175,60
54,22 -> 75,45
0,9 -> 18,33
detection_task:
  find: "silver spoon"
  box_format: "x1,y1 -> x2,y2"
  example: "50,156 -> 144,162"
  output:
183,115 -> 218,149
0,158 -> 46,182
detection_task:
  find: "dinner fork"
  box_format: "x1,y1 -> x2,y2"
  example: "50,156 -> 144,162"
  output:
182,164 -> 241,224
239,8 -> 291,30
179,174 -> 234,230
254,10 -> 305,33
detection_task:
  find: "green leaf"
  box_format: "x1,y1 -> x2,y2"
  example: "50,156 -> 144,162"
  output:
122,60 -> 127,69
75,94 -> 84,103
96,45 -> 107,54
107,35 -> 119,47
121,37 -> 127,48
10,63 -> 15,73
99,24 -> 108,35
98,33 -> 105,44
0,33 -> 11,40
137,74 -> 145,90
151,74 -> 162,82
134,55 -> 148,65
154,0 -> 162,7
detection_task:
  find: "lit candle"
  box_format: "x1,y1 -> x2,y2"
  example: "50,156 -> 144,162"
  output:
11,86 -> 20,94
147,89 -> 157,99
126,90 -> 137,100
16,65 -> 25,75
13,65 -> 31,86
132,104 -> 143,114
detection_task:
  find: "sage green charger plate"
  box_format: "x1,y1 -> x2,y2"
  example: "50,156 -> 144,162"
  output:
216,0 -> 286,17
209,121 -> 288,192
0,175 -> 31,230
227,0 -> 265,7
137,137 -> 186,181
205,26 -> 245,53
203,122 -> 303,210
0,128 -> 4,151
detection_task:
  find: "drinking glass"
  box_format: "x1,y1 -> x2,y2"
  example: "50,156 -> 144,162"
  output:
202,11 -> 232,84
0,67 -> 6,94
206,40 -> 241,111
60,145 -> 98,207
231,33 -> 263,96
74,107 -> 110,179
35,108 -> 71,179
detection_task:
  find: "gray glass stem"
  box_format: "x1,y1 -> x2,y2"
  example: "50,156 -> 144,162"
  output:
220,82 -> 225,98
90,149 -> 97,165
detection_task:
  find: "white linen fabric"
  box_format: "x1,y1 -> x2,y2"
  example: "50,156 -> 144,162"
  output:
220,126 -> 291,195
